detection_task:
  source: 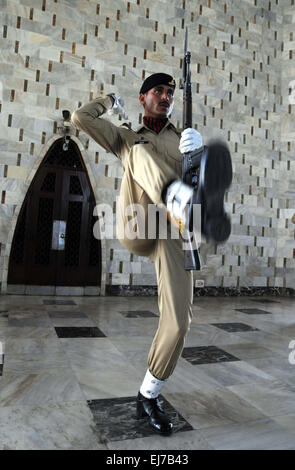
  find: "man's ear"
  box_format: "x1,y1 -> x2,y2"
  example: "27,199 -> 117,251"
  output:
139,93 -> 145,106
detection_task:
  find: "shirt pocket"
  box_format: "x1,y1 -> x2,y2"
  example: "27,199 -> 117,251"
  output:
163,134 -> 182,163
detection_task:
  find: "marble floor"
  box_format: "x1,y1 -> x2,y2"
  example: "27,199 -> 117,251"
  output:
0,294 -> 295,450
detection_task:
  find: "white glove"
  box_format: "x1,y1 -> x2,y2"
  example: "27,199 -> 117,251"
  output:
166,180 -> 193,228
179,128 -> 202,154
107,94 -> 128,120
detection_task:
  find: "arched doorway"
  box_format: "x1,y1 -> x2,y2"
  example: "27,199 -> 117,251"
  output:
7,138 -> 101,288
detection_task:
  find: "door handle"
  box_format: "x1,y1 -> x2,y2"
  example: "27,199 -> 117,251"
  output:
52,220 -> 66,250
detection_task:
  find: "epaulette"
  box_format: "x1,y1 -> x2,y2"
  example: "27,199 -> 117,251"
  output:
120,122 -> 132,130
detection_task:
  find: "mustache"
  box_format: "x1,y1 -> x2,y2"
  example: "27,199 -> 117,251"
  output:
159,101 -> 170,106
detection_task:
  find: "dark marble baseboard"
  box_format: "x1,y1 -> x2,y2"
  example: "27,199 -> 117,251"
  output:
193,287 -> 295,297
105,285 -> 158,296
106,285 -> 294,297
1,283 -> 294,298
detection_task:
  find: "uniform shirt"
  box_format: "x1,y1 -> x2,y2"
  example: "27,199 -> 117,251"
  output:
71,95 -> 183,178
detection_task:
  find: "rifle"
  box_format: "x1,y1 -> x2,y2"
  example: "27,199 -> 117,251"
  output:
180,29 -> 233,271
180,27 -> 203,270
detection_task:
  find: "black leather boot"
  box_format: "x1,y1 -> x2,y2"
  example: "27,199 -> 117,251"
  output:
194,140 -> 232,243
136,391 -> 173,436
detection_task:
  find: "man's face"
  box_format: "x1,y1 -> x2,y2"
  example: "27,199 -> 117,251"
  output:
139,84 -> 175,118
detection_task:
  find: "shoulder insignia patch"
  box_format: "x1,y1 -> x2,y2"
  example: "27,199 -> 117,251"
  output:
120,122 -> 132,130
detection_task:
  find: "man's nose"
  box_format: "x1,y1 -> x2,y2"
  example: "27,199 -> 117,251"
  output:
161,91 -> 170,100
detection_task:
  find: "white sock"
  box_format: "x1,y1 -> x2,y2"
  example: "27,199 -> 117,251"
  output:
140,369 -> 165,399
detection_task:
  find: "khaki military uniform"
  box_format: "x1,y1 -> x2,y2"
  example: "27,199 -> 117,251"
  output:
71,95 -> 193,380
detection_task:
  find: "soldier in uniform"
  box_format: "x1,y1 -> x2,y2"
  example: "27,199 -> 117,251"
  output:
71,73 -> 228,436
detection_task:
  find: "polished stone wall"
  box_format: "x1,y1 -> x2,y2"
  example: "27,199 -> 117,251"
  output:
278,1 -> 295,290
0,0 -> 294,294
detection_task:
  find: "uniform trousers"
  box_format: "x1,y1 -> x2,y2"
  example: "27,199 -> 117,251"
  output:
117,142 -> 193,381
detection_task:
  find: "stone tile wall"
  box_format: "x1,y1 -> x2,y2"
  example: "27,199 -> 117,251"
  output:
0,0 -> 294,294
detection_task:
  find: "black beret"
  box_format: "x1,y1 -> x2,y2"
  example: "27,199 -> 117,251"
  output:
139,73 -> 176,94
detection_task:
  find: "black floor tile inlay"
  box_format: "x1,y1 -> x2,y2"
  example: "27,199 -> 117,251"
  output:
120,310 -> 158,318
0,354 -> 3,375
87,395 -> 193,442
235,308 -> 272,315
182,346 -> 240,365
211,322 -> 259,333
43,300 -> 77,305
55,327 -> 106,338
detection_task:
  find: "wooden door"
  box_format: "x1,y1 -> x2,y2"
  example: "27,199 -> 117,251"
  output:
7,138 -> 101,287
